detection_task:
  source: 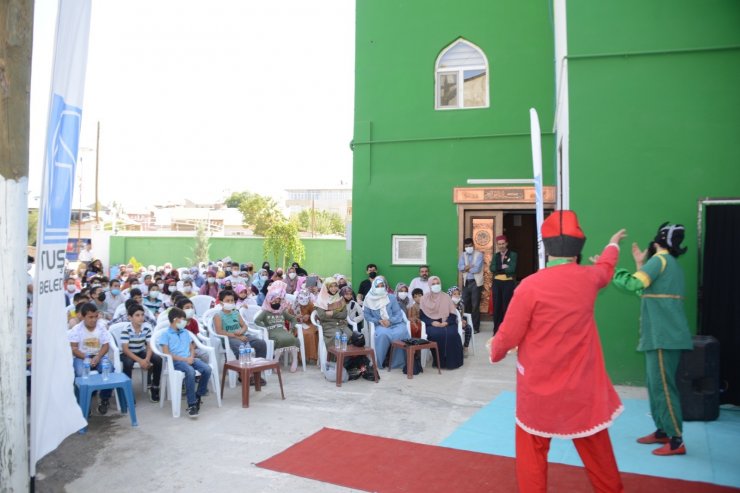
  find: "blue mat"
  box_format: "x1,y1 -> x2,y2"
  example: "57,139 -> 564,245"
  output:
441,391 -> 740,489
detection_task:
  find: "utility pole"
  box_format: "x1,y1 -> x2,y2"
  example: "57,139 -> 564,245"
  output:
0,1 -> 34,491
94,121 -> 100,224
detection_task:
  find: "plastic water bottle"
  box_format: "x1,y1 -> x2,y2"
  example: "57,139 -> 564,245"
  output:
82,355 -> 91,379
238,343 -> 246,365
245,341 -> 253,364
341,333 -> 348,351
101,356 -> 111,381
335,331 -> 341,350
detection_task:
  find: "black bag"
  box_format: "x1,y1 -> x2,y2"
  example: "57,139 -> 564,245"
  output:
349,332 -> 365,348
401,338 -> 429,346
402,351 -> 423,375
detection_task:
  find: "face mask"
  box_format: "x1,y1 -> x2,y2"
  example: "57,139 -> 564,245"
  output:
270,302 -> 281,310
451,296 -> 461,304
222,302 -> 235,311
67,284 -> 76,292
182,274 -> 191,281
231,269 -> 239,275
397,292 -> 408,300
165,268 -> 172,274
110,289 -> 121,296
368,271 -> 377,279
176,319 -> 187,329
184,308 -> 195,319
431,285 -> 442,294
149,291 -> 160,299
465,246 -> 474,254
372,287 -> 386,296
157,283 -> 164,289
288,272 -> 296,279
97,293 -> 106,302
183,286 -> 192,293
260,275 -> 268,282
207,277 -> 216,284
131,283 -> 139,289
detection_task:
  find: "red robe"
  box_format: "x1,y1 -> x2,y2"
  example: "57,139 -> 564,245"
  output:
491,244 -> 623,438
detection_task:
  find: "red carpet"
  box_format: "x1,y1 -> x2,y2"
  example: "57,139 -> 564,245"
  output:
257,428 -> 739,492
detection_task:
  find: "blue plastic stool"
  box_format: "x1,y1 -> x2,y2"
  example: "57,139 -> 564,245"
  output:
75,373 -> 138,433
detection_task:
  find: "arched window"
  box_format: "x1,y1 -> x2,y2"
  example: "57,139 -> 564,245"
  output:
435,39 -> 489,110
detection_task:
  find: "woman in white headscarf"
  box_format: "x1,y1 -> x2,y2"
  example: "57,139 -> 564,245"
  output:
315,277 -> 353,349
363,277 -> 407,369
419,276 -> 464,369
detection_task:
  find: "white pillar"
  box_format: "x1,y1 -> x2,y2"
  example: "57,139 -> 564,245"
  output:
554,0 -> 570,210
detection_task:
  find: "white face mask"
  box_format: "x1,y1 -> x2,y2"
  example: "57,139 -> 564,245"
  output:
157,283 -> 164,289
288,272 -> 296,280
465,246 -> 474,254
149,291 -> 160,299
67,284 -> 76,292
397,292 -> 408,300
222,302 -> 235,311
184,308 -> 195,319
260,275 -> 268,282
371,286 -> 386,296
231,269 -> 239,275
430,284 -> 442,294
183,286 -> 192,293
451,296 -> 461,304
207,277 -> 216,284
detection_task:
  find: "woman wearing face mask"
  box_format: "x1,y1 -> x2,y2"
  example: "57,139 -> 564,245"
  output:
394,283 -> 411,313
255,289 -> 301,372
448,286 -> 472,357
419,276 -> 464,369
285,267 -> 299,294
290,289 -> 319,364
252,269 -> 269,305
315,277 -> 353,352
363,278 -> 408,369
199,269 -> 220,298
261,261 -> 274,279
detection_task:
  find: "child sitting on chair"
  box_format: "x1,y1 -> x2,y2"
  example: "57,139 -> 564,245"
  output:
407,288 -> 424,338
448,286 -> 471,356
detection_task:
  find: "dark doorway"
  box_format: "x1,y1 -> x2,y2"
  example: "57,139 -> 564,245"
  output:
700,202 -> 740,405
503,212 -> 538,281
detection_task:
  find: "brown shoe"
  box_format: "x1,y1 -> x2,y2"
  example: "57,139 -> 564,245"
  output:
637,432 -> 670,444
652,442 -> 686,456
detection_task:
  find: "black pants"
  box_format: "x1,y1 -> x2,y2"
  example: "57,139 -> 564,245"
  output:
121,350 -> 162,387
493,280 -> 515,333
462,280 -> 482,332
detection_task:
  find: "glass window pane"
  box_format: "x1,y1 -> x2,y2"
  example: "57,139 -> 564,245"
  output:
463,69 -> 486,107
438,73 -> 458,108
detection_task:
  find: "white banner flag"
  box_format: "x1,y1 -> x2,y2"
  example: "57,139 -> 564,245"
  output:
530,108 -> 546,270
31,0 -> 92,475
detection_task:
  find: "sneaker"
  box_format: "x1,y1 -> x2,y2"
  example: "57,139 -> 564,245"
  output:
187,405 -> 199,418
637,431 -> 669,445
149,387 -> 160,403
652,442 -> 686,456
97,398 -> 110,415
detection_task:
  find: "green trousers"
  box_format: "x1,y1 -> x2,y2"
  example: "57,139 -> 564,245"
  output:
644,349 -> 683,437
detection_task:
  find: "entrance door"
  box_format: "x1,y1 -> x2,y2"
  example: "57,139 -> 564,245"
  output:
463,210 -> 502,313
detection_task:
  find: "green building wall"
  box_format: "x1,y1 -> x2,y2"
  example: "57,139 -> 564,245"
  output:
352,0 -> 740,384
109,236 -> 350,280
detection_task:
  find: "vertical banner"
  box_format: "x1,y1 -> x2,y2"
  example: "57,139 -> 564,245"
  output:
529,108 -> 546,270
31,0 -> 92,475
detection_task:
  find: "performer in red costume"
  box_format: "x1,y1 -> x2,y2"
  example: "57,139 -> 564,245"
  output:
489,211 -> 626,493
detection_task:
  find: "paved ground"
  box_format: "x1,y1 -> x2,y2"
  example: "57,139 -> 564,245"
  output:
35,321 -> 646,492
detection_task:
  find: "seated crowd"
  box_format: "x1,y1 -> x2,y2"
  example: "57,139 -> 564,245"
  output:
35,257 -> 471,418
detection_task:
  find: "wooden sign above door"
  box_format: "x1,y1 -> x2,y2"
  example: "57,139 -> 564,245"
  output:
453,186 -> 556,204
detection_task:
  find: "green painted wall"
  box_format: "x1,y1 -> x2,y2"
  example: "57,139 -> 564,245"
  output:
109,236 -> 351,280
352,0 -> 556,288
567,0 -> 740,384
353,0 -> 740,384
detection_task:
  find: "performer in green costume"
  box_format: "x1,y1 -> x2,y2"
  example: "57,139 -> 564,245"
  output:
613,222 -> 693,456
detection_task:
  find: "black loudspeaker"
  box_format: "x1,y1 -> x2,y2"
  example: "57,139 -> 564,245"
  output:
677,335 -> 720,421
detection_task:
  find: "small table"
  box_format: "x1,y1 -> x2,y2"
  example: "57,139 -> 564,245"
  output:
74,373 -> 138,433
327,346 -> 380,387
389,340 -> 442,379
221,359 -> 285,408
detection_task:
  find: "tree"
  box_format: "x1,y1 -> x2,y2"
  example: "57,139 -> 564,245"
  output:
234,192 -> 284,236
263,222 -> 305,269
224,191 -> 250,208
187,220 -> 210,266
292,209 -> 345,236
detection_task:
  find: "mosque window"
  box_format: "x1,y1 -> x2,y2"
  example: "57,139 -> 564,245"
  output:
392,235 -> 427,265
435,39 -> 489,110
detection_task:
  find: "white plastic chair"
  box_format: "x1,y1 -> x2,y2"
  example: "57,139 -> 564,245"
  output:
311,311 -> 328,373
461,311 -> 476,355
108,322 -> 148,392
150,326 -> 221,418
367,311 -> 411,352
190,295 -> 215,318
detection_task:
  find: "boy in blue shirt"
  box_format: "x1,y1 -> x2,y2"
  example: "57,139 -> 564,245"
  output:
158,307 -> 211,418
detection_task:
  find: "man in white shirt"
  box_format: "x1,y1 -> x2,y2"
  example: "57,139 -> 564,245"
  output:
78,241 -> 93,263
408,265 -> 431,295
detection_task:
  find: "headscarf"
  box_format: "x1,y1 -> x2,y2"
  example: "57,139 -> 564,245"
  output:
419,276 -> 456,320
339,286 -> 354,300
295,289 -> 311,307
291,262 -> 308,277
315,276 -> 342,310
252,269 -> 268,290
262,290 -> 287,314
267,280 -> 288,299
295,275 -> 307,293
446,285 -> 460,297
363,277 -> 390,320
395,282 -> 410,311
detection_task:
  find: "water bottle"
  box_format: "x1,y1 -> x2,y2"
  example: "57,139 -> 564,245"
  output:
341,333 -> 348,351
245,341 -> 253,364
335,331 -> 341,350
101,356 -> 111,381
82,355 -> 91,379
238,343 -> 246,365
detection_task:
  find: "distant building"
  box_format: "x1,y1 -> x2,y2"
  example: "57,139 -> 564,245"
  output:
285,188 -> 352,221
